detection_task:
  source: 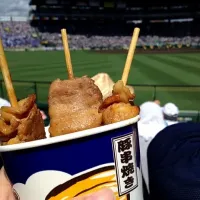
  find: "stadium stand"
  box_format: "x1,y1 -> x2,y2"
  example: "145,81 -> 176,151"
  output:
0,21 -> 41,48
1,20 -> 200,50
0,2 -> 200,49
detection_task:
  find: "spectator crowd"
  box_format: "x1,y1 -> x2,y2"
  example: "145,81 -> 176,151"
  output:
0,21 -> 40,48
1,21 -> 200,50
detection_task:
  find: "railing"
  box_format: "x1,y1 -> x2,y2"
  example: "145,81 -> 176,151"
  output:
178,110 -> 200,123
1,80 -> 200,100
1,80 -> 200,122
0,79 -> 51,101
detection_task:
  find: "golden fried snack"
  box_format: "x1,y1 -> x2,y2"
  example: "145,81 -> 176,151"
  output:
46,166 -> 128,200
0,94 -> 46,145
102,103 -> 140,125
48,76 -> 103,136
112,80 -> 135,103
99,94 -> 121,110
100,80 -> 139,125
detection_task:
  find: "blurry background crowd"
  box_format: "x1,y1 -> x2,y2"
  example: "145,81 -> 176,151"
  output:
1,21 -> 200,49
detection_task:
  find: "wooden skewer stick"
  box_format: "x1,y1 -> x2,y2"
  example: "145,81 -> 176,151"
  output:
122,27 -> 140,85
0,39 -> 18,108
61,29 -> 74,79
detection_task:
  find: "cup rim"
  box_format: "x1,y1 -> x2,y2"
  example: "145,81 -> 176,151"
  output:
0,115 -> 139,152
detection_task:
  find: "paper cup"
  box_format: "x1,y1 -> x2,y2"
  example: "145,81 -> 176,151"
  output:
0,116 -> 143,200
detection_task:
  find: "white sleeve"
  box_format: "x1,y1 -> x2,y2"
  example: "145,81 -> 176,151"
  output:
0,99 -> 11,108
3,101 -> 11,107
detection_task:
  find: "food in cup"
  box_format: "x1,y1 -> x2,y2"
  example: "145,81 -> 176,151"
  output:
0,77 -> 139,145
48,76 -> 103,137
48,77 -> 139,135
0,94 -> 46,145
99,80 -> 139,124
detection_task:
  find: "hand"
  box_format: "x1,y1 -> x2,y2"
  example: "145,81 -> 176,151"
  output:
154,100 -> 161,105
0,167 -> 15,200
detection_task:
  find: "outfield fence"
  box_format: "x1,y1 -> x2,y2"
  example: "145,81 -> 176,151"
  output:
0,80 -> 200,123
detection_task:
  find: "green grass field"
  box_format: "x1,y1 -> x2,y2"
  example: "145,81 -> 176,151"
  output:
0,50 -> 200,110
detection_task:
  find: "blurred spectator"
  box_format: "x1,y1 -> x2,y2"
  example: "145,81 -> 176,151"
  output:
163,102 -> 179,126
0,21 -> 41,48
0,97 -> 10,108
154,100 -> 161,105
138,101 -> 166,191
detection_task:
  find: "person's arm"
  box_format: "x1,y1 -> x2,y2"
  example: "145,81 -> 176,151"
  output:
0,98 -> 11,107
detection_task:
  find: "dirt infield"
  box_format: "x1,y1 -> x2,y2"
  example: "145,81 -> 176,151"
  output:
93,48 -> 200,54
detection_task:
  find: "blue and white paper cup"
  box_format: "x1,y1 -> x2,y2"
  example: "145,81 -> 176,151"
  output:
0,116 -> 143,200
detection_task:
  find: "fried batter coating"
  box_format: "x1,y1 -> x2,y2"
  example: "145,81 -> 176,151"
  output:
112,80 -> 135,103
99,94 -> 121,111
48,76 -> 103,136
102,103 -> 140,124
100,80 -> 139,125
0,94 -> 46,145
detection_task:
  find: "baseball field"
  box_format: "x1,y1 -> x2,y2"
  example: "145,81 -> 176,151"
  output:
0,50 -> 200,110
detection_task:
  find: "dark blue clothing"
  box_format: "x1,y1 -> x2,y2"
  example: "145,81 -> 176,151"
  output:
148,123 -> 200,200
